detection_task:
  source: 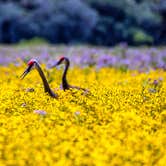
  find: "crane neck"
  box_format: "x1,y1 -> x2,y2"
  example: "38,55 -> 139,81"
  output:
35,62 -> 57,98
62,58 -> 70,89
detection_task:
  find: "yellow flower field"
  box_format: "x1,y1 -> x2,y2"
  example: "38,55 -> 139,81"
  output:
0,63 -> 166,165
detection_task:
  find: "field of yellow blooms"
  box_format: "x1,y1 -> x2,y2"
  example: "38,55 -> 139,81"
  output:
0,63 -> 166,165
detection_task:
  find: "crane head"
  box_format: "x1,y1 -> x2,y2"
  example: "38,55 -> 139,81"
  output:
55,56 -> 66,66
50,56 -> 69,68
20,59 -> 38,79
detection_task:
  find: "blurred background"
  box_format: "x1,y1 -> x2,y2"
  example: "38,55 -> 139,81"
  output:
0,0 -> 165,46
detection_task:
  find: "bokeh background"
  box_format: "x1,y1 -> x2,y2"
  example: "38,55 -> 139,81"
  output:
1,1 -> 166,165
0,0 -> 165,46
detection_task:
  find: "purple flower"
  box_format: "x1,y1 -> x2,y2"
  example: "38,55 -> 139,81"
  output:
97,54 -> 117,68
153,80 -> 159,86
33,110 -> 47,116
0,46 -> 166,70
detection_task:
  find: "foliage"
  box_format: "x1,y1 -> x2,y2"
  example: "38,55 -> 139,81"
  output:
0,0 -> 165,45
17,37 -> 49,46
131,28 -> 153,44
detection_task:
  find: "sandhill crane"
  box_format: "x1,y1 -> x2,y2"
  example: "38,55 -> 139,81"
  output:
21,59 -> 58,98
50,56 -> 88,92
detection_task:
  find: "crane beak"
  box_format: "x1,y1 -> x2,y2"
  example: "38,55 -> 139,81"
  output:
49,61 -> 60,68
20,66 -> 32,79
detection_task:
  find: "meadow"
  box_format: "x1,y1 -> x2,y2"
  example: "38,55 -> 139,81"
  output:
0,45 -> 166,165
